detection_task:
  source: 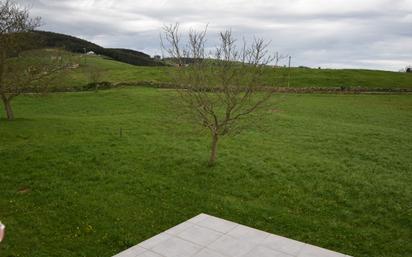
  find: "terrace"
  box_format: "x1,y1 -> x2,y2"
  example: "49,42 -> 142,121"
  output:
114,214 -> 351,257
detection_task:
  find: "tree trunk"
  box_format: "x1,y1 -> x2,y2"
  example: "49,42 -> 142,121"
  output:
2,97 -> 14,120
208,133 -> 219,166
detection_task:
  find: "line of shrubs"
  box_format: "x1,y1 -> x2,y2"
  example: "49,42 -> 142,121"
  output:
21,81 -> 412,94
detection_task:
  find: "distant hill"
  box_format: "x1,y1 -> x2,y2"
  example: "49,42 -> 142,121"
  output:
31,31 -> 163,66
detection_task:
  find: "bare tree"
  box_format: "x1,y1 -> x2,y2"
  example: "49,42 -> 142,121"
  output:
0,0 -> 74,120
88,65 -> 104,91
274,51 -> 289,67
162,24 -> 277,165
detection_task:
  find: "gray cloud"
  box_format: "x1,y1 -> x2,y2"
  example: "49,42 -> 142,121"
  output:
20,0 -> 412,70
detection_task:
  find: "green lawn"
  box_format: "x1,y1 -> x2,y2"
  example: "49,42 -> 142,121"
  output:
0,88 -> 411,257
57,55 -> 412,89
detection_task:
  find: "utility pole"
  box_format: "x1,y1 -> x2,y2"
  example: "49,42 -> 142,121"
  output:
288,55 -> 291,87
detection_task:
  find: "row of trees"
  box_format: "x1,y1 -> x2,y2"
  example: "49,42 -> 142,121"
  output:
1,0 -> 277,165
32,31 -> 163,66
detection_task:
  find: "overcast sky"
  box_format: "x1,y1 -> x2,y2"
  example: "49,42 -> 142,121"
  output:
21,0 -> 412,71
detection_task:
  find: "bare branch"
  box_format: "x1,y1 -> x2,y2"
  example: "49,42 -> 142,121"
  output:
0,1 -> 76,120
161,23 -> 281,165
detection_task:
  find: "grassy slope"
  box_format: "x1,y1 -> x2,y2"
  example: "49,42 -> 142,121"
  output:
0,88 -> 411,257
56,56 -> 169,89
284,68 -> 412,88
59,55 -> 412,89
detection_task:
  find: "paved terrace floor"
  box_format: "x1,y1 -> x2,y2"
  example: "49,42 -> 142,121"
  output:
113,214 -> 352,257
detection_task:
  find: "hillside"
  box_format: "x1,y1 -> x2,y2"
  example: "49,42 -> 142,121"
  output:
52,54 -> 412,90
7,47 -> 411,90
31,31 -> 163,66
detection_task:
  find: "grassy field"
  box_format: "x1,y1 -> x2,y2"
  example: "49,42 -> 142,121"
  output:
0,88 -> 411,257
57,55 -> 412,89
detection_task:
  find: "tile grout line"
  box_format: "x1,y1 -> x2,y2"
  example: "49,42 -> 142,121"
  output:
137,215 -> 208,251
186,215 -> 307,257
187,215 -> 239,257
138,214 -> 232,257
183,214 -> 242,257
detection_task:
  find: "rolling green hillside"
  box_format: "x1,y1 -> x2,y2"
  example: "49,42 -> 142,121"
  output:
14,31 -> 411,89
4,47 -> 412,90
55,54 -> 412,89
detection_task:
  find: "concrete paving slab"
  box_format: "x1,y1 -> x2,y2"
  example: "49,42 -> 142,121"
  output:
113,213 -> 352,257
